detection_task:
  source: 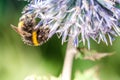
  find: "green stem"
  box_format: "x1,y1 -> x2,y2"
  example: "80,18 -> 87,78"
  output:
61,37 -> 78,80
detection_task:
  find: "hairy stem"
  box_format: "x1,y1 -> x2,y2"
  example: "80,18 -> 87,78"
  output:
61,37 -> 78,80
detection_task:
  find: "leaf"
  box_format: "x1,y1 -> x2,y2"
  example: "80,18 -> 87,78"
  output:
24,75 -> 61,80
83,52 -> 113,61
76,48 -> 114,61
74,66 -> 100,80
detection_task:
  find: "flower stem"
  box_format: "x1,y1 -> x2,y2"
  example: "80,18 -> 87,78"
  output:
61,37 -> 78,80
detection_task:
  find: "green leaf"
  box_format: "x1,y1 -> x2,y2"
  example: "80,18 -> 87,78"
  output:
24,75 -> 61,80
76,48 -> 114,61
74,66 -> 100,80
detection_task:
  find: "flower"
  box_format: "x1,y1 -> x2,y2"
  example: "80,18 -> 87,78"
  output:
22,0 -> 120,49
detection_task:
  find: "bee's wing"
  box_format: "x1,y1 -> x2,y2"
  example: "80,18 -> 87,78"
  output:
11,24 -> 23,36
11,24 -> 22,35
11,24 -> 32,37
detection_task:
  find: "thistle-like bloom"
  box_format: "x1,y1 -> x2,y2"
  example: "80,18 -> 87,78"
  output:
22,0 -> 120,49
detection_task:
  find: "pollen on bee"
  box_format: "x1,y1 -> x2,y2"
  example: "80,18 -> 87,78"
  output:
18,21 -> 24,28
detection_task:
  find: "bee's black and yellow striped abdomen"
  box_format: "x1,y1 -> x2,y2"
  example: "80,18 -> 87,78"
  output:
22,28 -> 50,46
32,31 -> 39,46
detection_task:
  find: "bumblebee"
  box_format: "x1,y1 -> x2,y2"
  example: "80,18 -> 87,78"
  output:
11,14 -> 50,46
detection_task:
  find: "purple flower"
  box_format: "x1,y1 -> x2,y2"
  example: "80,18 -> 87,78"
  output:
22,0 -> 120,49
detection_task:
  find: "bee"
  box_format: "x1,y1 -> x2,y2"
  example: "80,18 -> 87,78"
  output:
11,14 -> 50,46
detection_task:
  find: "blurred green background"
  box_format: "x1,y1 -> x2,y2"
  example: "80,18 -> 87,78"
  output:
0,0 -> 120,80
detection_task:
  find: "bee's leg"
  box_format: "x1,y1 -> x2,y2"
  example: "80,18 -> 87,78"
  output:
22,31 -> 32,37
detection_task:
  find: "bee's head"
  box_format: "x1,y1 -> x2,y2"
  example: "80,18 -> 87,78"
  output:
20,14 -> 36,27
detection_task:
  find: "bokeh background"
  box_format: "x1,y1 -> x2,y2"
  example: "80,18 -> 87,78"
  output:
0,0 -> 120,80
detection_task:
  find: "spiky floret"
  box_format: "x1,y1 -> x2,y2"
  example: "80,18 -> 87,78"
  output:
22,0 -> 120,49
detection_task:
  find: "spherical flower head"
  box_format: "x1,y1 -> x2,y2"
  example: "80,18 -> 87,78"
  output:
22,0 -> 120,49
